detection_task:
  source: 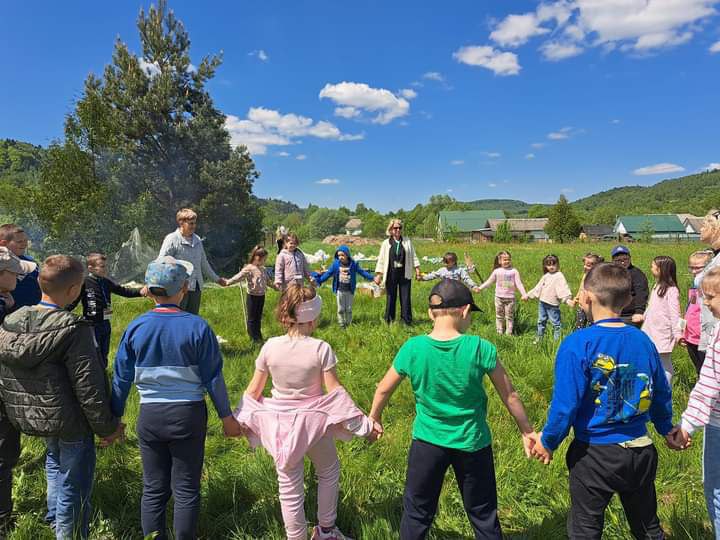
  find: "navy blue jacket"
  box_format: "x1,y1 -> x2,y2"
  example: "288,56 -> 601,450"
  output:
316,245 -> 374,294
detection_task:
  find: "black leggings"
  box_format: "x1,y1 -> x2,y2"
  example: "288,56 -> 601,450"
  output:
385,269 -> 412,324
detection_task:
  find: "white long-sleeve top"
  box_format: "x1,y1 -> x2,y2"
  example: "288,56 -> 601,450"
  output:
681,324 -> 720,434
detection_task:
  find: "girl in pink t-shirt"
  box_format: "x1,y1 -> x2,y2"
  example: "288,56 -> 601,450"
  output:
641,255 -> 682,384
240,285 -> 381,540
477,251 -> 527,335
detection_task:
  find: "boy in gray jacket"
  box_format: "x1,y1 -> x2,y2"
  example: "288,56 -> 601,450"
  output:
0,255 -> 123,539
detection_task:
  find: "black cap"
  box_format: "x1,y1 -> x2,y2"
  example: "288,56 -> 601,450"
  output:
429,278 -> 481,312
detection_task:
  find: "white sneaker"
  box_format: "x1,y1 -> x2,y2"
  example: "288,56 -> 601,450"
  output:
311,525 -> 354,540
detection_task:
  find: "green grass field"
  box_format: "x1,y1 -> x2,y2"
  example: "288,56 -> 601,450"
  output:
6,241 -> 714,539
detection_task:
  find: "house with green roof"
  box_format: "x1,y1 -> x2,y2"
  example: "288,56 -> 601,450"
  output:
437,210 -> 505,241
613,214 -> 687,241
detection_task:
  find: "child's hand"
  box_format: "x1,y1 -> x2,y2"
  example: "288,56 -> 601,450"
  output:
373,274 -> 382,286
367,418 -> 384,443
222,416 -> 246,438
521,431 -> 539,458
566,299 -> 576,308
530,433 -> 553,464
472,287 -> 481,293
666,426 -> 691,450
100,422 -> 126,448
521,295 -> 529,302
631,313 -> 644,324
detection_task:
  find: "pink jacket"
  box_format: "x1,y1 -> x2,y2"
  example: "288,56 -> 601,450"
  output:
235,387 -> 372,471
479,267 -> 527,299
274,249 -> 312,289
684,288 -> 702,346
642,285 -> 682,354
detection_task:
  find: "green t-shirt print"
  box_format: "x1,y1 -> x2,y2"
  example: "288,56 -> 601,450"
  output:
392,334 -> 497,452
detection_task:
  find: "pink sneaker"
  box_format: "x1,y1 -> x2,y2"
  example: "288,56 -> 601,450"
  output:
310,525 -> 354,540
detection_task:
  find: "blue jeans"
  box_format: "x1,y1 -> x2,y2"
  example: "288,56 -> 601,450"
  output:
704,424 -> 720,539
537,301 -> 562,340
45,435 -> 96,540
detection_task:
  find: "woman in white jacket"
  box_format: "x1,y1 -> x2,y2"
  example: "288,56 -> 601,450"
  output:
374,219 -> 421,324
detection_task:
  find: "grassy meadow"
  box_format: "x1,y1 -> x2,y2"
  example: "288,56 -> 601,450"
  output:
6,240 -> 714,539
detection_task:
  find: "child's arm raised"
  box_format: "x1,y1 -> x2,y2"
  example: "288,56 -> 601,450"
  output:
488,360 -> 539,458
369,366 -> 405,426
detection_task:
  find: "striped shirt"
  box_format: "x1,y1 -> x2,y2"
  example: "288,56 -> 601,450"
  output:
681,323 -> 720,434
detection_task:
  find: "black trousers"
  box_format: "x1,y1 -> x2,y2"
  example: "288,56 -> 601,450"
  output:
401,439 -> 502,540
137,402 -> 208,540
179,289 -> 202,316
93,321 -> 112,369
385,268 -> 412,324
246,293 -> 265,342
0,413 -> 20,523
566,439 -> 664,540
686,343 -> 706,375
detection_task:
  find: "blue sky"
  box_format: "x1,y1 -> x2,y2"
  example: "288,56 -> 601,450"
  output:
2,1 -> 719,212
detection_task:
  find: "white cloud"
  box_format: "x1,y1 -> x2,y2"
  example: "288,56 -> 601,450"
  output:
482,151 -> 501,158
633,162 -> 685,175
138,58 -> 161,77
423,71 -> 445,82
488,182 -> 498,188
525,153 -> 536,159
577,0 -> 716,51
561,187 -> 575,193
453,45 -> 521,76
224,107 -> 363,155
531,142 -> 546,149
450,160 -> 465,165
276,151 -> 290,157
334,106 -> 360,119
483,0 -> 718,65
316,178 -> 340,185
547,126 -> 581,140
399,88 -> 418,99
490,13 -> 550,47
296,154 -> 307,161
611,118 -> 621,124
249,49 -> 269,61
703,162 -> 720,171
540,41 -> 584,61
711,40 -> 720,52
319,82 -> 410,124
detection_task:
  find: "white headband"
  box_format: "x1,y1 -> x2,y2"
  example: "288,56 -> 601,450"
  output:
295,295 -> 322,323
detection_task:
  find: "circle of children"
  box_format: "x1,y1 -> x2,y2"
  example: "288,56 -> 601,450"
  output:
0,208 -> 720,540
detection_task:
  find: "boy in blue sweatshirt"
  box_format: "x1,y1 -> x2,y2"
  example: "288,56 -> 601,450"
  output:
533,263 -> 675,540
111,256 -> 242,540
315,245 -> 374,327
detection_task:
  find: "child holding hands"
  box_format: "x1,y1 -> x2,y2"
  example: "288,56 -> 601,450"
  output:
236,285 -> 381,540
532,263 -> 675,540
527,254 -> 573,342
275,233 -> 312,291
227,245 -> 278,342
370,279 -> 539,540
641,255 -> 682,384
420,251 -> 480,290
477,250 -> 527,335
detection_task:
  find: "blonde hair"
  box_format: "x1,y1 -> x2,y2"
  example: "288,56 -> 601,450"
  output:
689,250 -> 713,265
386,218 -> 403,236
276,284 -> 316,327
176,208 -> 198,224
702,210 -> 720,246
702,267 -> 720,296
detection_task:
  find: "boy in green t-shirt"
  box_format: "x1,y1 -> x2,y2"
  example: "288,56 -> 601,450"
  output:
370,278 -> 540,539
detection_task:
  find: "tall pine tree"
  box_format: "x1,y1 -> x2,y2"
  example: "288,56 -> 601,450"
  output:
30,0 -> 261,268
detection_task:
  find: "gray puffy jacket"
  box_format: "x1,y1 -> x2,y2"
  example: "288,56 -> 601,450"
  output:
0,306 -> 118,439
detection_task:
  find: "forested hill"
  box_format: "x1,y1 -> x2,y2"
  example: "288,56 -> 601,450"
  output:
572,170 -> 720,223
465,198 -> 536,215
